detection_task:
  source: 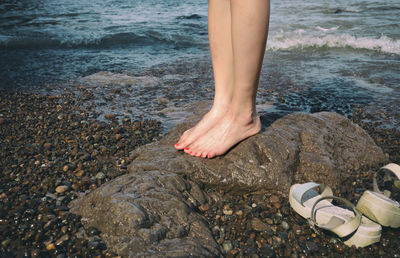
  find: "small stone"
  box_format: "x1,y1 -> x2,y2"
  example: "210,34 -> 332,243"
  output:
260,244 -> 275,257
252,203 -> 257,208
105,114 -> 116,119
63,165 -> 69,172
281,221 -> 290,230
198,203 -> 210,212
1,238 -> 11,247
292,224 -> 301,234
46,242 -> 56,250
0,118 -> 4,125
115,134 -> 121,140
75,170 -> 84,177
265,218 -> 273,225
95,172 -> 105,180
273,202 -> 281,209
55,234 -> 69,246
333,243 -> 344,253
31,249 -> 40,257
251,217 -> 269,231
270,195 -> 279,203
87,227 -> 101,236
305,241 -> 318,252
235,210 -> 243,216
222,240 -> 233,253
55,185 -> 69,194
43,142 -> 52,149
223,204 -> 233,215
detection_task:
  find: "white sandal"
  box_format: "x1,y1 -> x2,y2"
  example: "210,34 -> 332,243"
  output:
289,182 -> 381,248
356,163 -> 400,228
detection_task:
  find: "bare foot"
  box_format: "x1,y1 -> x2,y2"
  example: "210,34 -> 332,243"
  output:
184,112 -> 261,158
174,106 -> 228,150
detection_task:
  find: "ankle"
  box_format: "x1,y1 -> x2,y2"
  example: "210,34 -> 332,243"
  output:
210,101 -> 230,115
228,109 -> 259,126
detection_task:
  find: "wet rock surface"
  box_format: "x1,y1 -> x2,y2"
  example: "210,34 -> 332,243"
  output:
71,107 -> 391,257
128,109 -> 387,193
70,171 -> 222,257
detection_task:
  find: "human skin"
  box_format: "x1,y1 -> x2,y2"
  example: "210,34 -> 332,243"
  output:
175,0 -> 270,158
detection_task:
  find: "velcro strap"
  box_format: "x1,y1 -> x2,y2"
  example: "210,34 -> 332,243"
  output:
310,196 -> 361,238
292,182 -> 333,205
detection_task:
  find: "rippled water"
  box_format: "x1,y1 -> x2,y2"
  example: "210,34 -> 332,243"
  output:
1,0 -> 399,129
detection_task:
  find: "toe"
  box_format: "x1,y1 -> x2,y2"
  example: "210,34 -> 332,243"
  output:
174,142 -> 184,150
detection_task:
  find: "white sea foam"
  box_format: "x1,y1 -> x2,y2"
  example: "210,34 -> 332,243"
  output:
316,26 -> 339,32
351,77 -> 394,94
268,33 -> 400,55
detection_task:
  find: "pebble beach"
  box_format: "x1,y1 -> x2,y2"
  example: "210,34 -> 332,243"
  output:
1,84 -> 399,257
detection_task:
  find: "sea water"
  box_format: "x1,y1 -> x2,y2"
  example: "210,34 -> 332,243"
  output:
0,0 -> 399,128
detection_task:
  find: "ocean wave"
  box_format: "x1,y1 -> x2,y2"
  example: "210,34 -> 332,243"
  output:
268,33 -> 400,55
0,31 -> 203,49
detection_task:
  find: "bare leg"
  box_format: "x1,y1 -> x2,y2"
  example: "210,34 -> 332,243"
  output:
185,0 -> 270,158
175,0 -> 234,150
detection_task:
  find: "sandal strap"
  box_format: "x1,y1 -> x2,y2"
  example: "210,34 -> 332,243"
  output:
373,163 -> 400,198
292,182 -> 333,205
310,196 -> 362,238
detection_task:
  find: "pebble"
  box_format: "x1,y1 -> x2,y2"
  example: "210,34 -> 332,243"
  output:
251,218 -> 269,232
222,240 -> 233,253
55,234 -> 70,246
235,210 -> 243,216
55,185 -> 69,194
281,221 -> 290,230
95,172 -> 105,180
260,244 -> 275,257
269,195 -> 279,203
305,241 -> 318,252
43,142 -> 52,149
105,114 -> 116,119
46,242 -> 56,251
223,204 -> 233,215
199,203 -> 210,212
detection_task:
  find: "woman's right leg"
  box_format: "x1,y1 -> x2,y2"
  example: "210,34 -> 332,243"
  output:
175,0 -> 234,150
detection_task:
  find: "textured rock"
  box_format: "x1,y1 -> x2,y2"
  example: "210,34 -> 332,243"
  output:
128,111 -> 387,193
70,171 -> 221,257
70,110 -> 387,257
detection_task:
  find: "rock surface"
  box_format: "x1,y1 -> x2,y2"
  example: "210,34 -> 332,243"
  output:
70,111 -> 387,257
70,171 -> 222,257
128,111 -> 387,193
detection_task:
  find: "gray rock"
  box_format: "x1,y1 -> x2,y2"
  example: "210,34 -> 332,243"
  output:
128,111 -> 386,193
70,171 -> 221,257
70,109 -> 387,257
